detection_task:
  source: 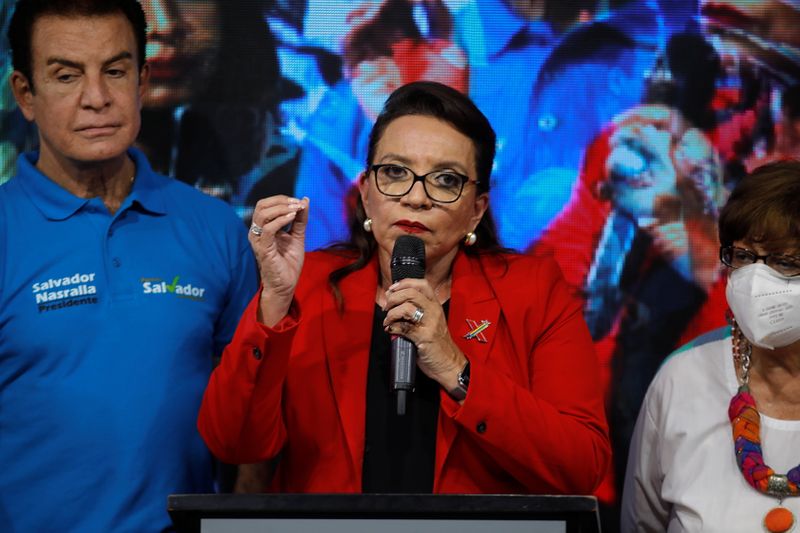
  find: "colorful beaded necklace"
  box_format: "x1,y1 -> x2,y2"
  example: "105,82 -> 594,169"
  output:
729,319 -> 800,533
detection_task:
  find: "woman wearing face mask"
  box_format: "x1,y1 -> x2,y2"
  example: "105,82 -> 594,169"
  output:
621,160 -> 800,533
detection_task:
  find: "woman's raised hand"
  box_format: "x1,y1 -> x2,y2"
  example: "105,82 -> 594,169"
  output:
249,196 -> 309,327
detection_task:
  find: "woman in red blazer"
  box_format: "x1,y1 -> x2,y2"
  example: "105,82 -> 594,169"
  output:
198,81 -> 610,495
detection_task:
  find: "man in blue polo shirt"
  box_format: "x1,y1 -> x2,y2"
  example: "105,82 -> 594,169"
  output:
0,1 -> 257,531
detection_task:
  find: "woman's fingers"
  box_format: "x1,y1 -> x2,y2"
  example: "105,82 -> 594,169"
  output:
383,301 -> 426,331
250,197 -> 307,240
288,197 -> 310,238
248,196 -> 308,295
383,279 -> 435,308
382,280 -> 441,337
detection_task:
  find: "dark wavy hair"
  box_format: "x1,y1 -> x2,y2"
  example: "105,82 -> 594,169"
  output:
328,81 -> 508,306
718,159 -> 800,251
8,0 -> 147,91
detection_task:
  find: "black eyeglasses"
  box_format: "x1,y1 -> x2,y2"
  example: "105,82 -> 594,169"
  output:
719,246 -> 800,277
370,164 -> 479,204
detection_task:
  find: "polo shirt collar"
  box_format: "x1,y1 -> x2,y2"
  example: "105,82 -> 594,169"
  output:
17,146 -> 167,221
126,146 -> 168,216
16,152 -> 86,220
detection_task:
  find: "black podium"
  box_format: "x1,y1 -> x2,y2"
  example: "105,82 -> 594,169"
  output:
168,494 -> 601,533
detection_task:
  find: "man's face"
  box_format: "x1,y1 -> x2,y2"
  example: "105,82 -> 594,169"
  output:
140,0 -> 221,107
12,13 -> 148,169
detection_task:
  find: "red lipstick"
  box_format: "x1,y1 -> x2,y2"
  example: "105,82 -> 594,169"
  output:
394,220 -> 430,234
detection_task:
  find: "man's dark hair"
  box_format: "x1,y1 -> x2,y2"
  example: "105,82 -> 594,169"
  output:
8,0 -> 147,90
719,160 -> 800,251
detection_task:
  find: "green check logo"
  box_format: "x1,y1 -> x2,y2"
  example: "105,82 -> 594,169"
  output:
166,276 -> 180,293
141,276 -> 206,300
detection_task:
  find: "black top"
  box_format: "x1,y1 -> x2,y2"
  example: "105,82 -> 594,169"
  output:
362,302 -> 449,493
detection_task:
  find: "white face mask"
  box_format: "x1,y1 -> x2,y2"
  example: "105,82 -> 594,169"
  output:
726,263 -> 800,350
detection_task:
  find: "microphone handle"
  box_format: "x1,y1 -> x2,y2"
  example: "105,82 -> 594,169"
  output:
396,390 -> 408,416
391,336 -> 417,416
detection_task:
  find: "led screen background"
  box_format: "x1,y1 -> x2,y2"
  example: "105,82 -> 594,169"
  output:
3,0 -> 800,515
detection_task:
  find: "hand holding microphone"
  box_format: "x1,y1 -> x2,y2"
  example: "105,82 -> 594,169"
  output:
383,235 -> 469,414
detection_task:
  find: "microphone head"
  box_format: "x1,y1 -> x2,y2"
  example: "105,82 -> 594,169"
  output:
391,235 -> 426,282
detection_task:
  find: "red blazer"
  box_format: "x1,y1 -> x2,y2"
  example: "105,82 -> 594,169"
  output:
199,250 -> 610,494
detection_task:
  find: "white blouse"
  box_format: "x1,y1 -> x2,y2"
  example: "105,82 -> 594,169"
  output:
622,328 -> 800,532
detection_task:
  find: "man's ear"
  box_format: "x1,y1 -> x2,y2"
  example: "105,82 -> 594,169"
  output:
10,71 -> 36,121
137,62 -> 150,107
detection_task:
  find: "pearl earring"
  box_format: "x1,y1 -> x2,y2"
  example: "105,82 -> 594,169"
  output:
363,218 -> 373,232
464,232 -> 477,246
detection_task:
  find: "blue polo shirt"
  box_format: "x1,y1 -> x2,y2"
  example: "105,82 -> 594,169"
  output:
0,148 -> 257,532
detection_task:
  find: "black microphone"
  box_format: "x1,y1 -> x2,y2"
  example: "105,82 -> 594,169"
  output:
390,235 -> 426,416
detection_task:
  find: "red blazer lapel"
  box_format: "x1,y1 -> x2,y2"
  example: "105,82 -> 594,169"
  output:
317,252 -> 503,489
321,255 -> 379,482
435,252 -> 501,486
448,253 -> 501,369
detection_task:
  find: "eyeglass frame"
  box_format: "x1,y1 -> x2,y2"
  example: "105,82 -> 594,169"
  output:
369,163 -> 481,204
719,245 -> 800,277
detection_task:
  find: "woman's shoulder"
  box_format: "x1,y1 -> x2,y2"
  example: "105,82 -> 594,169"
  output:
475,251 -> 564,281
659,327 -> 731,376
645,326 -> 733,413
